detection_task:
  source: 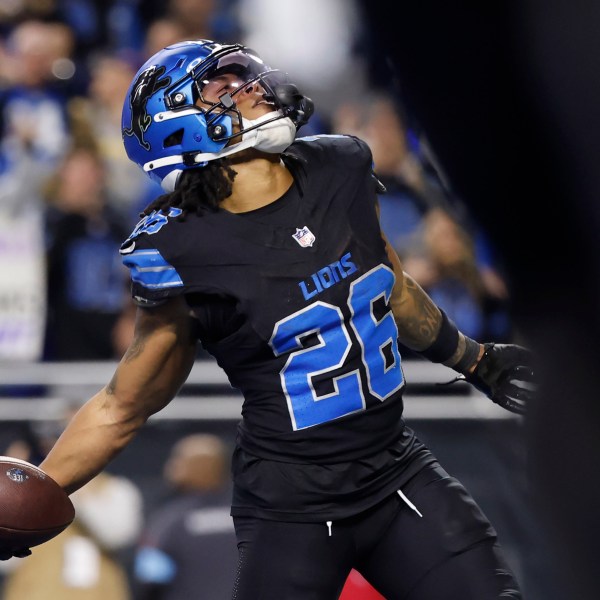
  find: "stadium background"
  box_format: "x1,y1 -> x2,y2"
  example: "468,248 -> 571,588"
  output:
0,0 -> 593,598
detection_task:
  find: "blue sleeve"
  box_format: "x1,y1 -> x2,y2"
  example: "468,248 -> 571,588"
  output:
119,208 -> 186,305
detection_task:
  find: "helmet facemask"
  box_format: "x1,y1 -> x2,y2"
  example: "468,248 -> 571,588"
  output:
189,49 -> 314,147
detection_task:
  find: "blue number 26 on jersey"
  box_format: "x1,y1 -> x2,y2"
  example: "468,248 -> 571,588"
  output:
269,265 -> 404,430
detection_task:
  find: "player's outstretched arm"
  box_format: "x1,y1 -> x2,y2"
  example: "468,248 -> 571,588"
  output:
381,229 -> 535,414
40,296 -> 198,495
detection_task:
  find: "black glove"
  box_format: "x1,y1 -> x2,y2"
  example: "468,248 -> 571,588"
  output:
0,548 -> 31,561
466,343 -> 536,414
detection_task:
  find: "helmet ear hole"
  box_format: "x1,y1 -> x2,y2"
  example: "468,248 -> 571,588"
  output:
164,129 -> 184,148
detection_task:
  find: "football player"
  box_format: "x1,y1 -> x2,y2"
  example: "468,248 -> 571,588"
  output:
34,40 -> 534,599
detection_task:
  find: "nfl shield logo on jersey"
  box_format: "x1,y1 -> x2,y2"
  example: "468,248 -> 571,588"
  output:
292,226 -> 316,248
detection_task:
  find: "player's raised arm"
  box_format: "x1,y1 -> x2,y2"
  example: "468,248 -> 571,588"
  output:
40,296 -> 198,495
380,224 -> 536,414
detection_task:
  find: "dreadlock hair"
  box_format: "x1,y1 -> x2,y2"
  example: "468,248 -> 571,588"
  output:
142,158 -> 237,218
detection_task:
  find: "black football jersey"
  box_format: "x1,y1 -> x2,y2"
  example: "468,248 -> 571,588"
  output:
121,135 -> 435,521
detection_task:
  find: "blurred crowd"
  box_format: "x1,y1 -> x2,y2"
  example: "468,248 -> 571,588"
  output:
0,414 -> 236,600
0,0 -> 515,363
0,4 -> 539,599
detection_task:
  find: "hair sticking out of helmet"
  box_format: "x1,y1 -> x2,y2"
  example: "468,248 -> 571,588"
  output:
121,40 -> 314,192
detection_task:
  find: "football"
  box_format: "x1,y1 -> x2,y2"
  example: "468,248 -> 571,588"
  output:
0,456 -> 75,554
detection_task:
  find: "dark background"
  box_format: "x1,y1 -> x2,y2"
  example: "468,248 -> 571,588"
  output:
358,2 -> 600,598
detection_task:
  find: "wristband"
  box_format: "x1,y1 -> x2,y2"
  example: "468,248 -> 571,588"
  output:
452,336 -> 481,373
419,310 -> 459,363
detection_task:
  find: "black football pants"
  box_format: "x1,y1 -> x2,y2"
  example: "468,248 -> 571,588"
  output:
232,464 -> 522,599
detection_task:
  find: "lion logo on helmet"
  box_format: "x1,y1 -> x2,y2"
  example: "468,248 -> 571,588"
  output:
123,65 -> 171,150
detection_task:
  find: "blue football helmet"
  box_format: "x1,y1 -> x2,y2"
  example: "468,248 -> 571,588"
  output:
121,40 -> 313,191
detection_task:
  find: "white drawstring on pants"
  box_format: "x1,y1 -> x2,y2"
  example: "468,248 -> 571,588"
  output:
325,490 -> 422,538
397,489 -> 423,517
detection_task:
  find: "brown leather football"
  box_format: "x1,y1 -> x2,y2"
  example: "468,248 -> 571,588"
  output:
0,457 -> 75,552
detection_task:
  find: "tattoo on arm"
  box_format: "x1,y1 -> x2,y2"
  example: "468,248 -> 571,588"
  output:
394,275 -> 442,350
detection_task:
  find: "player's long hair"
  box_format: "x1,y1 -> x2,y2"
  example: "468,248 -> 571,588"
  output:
141,159 -> 237,218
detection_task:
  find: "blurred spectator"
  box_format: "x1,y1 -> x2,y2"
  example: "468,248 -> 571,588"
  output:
0,19 -> 74,361
0,20 -> 72,196
403,207 -> 511,341
0,404 -> 143,600
331,93 -> 512,343
142,17 -> 187,59
332,94 -> 446,259
139,0 -> 240,49
68,53 -> 162,225
43,20 -> 82,96
57,1 -> 143,66
236,0 -> 367,127
133,433 -> 237,600
165,0 -> 220,40
0,0 -> 58,34
43,145 -> 133,360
